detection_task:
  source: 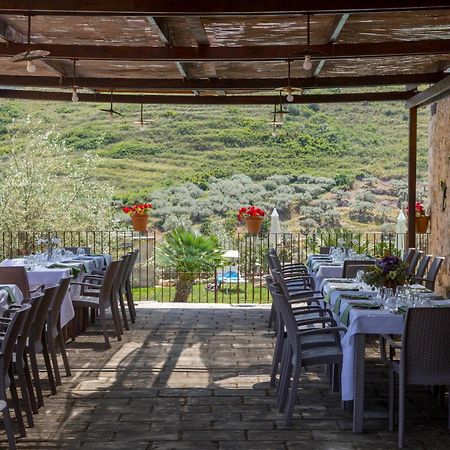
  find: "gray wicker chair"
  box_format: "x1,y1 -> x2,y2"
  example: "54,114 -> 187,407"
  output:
0,398 -> 15,450
72,261 -> 121,347
271,284 -> 343,425
407,250 -> 423,276
413,254 -> 431,280
342,260 -> 375,278
402,248 -> 415,264
413,256 -> 445,291
381,307 -> 450,448
46,277 -> 72,387
320,246 -> 332,254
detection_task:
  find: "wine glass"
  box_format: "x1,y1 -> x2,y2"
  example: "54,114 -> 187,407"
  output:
77,248 -> 86,257
385,288 -> 396,312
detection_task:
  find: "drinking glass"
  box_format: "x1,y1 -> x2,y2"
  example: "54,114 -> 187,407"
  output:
385,288 -> 396,312
77,248 -> 86,257
356,270 -> 364,283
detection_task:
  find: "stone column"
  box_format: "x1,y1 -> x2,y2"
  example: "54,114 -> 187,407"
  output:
428,97 -> 450,296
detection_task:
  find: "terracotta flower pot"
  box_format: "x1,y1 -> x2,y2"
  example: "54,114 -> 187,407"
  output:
131,214 -> 148,232
245,217 -> 263,234
415,215 -> 430,234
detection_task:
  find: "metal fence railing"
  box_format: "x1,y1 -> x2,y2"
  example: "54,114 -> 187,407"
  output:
0,230 -> 430,304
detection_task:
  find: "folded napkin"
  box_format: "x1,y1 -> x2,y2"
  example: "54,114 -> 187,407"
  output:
340,302 -> 381,326
47,263 -> 81,277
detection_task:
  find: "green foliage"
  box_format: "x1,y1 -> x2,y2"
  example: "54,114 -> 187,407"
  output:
158,227 -> 225,274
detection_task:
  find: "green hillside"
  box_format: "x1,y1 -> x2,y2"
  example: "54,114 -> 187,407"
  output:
0,97 -> 429,203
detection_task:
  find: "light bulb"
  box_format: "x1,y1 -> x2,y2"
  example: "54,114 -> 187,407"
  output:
286,88 -> 294,102
276,112 -> 284,124
26,60 -> 36,73
303,54 -> 312,71
271,126 -> 277,137
71,87 -> 79,102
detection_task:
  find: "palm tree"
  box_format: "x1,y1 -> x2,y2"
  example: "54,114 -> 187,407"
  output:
158,227 -> 224,302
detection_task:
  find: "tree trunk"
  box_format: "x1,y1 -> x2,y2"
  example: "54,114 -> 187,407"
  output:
174,276 -> 193,302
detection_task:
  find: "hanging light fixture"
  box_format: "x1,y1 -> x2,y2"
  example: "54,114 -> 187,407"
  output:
71,59 -> 79,102
303,13 -> 313,71
286,60 -> 294,102
11,16 -> 50,72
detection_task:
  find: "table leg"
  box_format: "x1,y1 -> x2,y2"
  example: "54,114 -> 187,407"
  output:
353,333 -> 366,433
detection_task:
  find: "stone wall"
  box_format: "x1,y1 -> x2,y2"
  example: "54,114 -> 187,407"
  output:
428,97 -> 450,295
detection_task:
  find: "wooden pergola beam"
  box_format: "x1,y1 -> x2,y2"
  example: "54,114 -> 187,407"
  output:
1,40 -> 449,61
0,73 -> 443,90
0,1 -> 448,15
0,89 -> 415,104
408,107 -> 418,248
406,75 -> 450,108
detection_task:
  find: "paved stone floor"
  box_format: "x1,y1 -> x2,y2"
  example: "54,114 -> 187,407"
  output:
2,302 -> 450,449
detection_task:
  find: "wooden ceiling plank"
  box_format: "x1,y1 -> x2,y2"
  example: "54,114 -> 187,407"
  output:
315,13 -> 349,77
0,1 -> 448,15
0,40 -> 448,61
0,17 -> 72,77
406,74 -> 450,108
0,73 -> 444,90
0,88 -> 414,104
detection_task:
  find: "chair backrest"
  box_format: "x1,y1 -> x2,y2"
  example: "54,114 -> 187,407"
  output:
407,250 -> 423,275
403,248 -> 415,264
126,250 -> 139,285
0,266 -> 31,300
112,257 -> 128,300
30,286 -> 58,349
12,294 -> 43,359
99,260 -> 121,308
342,260 -> 375,278
48,277 -> 72,337
119,253 -> 133,292
424,256 -> 445,291
320,246 -> 332,255
63,246 -> 91,256
0,304 -> 31,379
414,254 -> 431,279
402,307 -> 450,385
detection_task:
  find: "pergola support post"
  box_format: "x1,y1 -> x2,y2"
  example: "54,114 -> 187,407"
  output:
407,106 -> 418,248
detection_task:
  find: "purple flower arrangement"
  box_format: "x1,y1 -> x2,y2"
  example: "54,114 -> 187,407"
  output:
363,254 -> 410,289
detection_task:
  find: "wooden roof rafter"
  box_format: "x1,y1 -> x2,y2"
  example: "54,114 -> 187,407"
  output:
0,1 -> 449,15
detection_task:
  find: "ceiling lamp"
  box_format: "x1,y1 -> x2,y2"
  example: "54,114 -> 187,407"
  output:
11,16 -> 50,72
71,59 -> 79,102
303,13 -> 313,71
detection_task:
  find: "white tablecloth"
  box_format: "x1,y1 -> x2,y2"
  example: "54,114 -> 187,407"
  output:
0,284 -> 24,315
0,259 -> 74,327
313,265 -> 343,289
327,288 -> 403,400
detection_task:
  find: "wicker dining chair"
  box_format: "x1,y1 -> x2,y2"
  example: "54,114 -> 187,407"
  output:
46,277 -> 72,386
27,286 -> 59,406
7,294 -> 43,427
320,246 -> 332,254
72,261 -> 121,347
0,304 -> 32,439
402,248 -> 415,264
381,307 -> 450,448
124,250 -> 139,323
0,398 -> 16,450
267,274 -> 337,389
271,286 -> 343,425
342,260 -> 375,278
407,250 -> 423,276
0,267 -> 44,301
413,254 -> 431,280
413,256 -> 445,291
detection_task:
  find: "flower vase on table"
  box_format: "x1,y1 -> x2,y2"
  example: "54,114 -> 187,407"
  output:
237,206 -> 265,235
122,202 -> 153,233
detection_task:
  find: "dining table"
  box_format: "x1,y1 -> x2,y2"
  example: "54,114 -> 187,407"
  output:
320,278 -> 449,433
0,255 -> 110,327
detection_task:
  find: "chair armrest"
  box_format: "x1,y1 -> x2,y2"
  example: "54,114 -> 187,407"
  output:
30,283 -> 45,293
299,326 -> 346,337
71,281 -> 101,289
295,317 -> 338,327
91,270 -> 105,276
82,275 -> 103,281
381,334 -> 402,350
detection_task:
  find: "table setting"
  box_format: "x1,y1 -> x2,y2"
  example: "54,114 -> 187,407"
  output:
319,254 -> 450,432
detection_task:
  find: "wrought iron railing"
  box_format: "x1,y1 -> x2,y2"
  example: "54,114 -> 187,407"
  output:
0,230 -> 430,304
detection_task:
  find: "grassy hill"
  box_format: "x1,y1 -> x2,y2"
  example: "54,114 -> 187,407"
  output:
0,96 -> 429,204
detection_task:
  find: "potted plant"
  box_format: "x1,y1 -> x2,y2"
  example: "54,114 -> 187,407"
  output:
362,254 -> 410,293
407,201 -> 430,234
122,203 -> 152,232
238,206 -> 265,234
